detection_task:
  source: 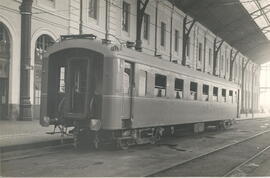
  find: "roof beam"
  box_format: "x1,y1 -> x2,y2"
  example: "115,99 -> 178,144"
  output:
252,8 -> 270,20
254,0 -> 270,26
250,4 -> 270,15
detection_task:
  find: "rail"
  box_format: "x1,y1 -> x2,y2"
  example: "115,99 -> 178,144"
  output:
146,129 -> 270,177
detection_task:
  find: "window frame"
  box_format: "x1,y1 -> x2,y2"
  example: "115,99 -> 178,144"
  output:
202,84 -> 209,101
198,42 -> 202,61
59,66 -> 66,93
138,70 -> 148,96
123,61 -> 132,95
208,48 -> 212,66
213,86 -> 218,102
122,1 -> 130,32
229,90 -> 233,103
155,73 -> 167,97
143,13 -> 150,40
186,36 -> 190,57
190,81 -> 198,100
222,88 -> 226,102
175,30 -> 179,52
160,22 -> 166,47
88,0 -> 98,19
34,34 -> 54,105
174,78 -> 184,99
221,55 -> 224,71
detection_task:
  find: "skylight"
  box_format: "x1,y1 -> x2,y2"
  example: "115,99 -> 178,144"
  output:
241,0 -> 270,40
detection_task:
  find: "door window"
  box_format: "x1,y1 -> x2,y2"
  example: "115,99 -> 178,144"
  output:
59,67 -> 66,93
123,62 -> 132,95
138,70 -> 147,96
69,59 -> 88,113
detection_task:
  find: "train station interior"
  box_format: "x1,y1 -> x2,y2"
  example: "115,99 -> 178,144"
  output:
1,0 -> 270,177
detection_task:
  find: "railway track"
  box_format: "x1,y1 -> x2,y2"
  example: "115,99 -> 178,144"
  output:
147,129 -> 270,177
224,145 -> 270,176
2,128 -> 270,177
1,143 -> 73,162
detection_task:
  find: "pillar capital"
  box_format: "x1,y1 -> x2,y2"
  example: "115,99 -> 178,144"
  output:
20,0 -> 33,13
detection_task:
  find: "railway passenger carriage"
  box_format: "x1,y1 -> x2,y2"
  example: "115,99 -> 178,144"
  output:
40,35 -> 240,149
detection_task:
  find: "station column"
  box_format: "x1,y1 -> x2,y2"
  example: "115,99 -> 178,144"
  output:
19,0 -> 33,120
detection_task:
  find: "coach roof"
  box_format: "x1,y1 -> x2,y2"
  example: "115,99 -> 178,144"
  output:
44,38 -> 117,59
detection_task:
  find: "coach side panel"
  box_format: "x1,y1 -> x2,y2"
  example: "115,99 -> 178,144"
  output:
101,59 -> 239,130
132,99 -> 237,128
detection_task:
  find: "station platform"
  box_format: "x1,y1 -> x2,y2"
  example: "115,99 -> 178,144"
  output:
238,113 -> 270,120
0,120 -> 71,152
0,113 -> 270,152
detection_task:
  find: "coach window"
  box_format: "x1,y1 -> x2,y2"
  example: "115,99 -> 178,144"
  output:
138,70 -> 147,96
123,62 -> 131,94
175,78 -> 183,99
59,67 -> 65,93
190,82 -> 198,100
235,91 -> 238,103
222,89 -> 226,102
229,90 -> 233,103
213,87 -> 218,101
202,84 -> 209,101
155,74 -> 166,97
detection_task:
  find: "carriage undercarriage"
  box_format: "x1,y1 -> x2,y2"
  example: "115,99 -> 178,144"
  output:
50,119 -> 233,150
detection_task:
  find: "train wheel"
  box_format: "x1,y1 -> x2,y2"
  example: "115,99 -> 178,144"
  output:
150,128 -> 161,144
149,137 -> 156,144
219,121 -> 230,130
150,135 -> 160,144
93,135 -> 100,150
170,126 -> 175,136
224,121 -> 231,129
73,129 -> 91,149
117,140 -> 129,150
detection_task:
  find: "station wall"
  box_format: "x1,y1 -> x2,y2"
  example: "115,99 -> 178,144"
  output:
0,0 -> 260,120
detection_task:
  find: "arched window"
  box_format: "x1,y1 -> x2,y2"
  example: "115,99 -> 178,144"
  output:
0,22 -> 10,120
35,35 -> 54,64
0,23 -> 10,75
34,35 -> 54,106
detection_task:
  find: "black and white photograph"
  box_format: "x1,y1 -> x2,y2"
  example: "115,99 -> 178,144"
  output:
1,0 -> 270,177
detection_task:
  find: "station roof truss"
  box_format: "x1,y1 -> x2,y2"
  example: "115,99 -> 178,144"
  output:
172,0 -> 270,64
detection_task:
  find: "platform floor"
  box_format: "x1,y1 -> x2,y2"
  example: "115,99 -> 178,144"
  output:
0,120 -> 66,148
0,113 -> 269,149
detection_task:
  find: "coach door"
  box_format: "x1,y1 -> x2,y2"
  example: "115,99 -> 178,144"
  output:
122,61 -> 134,126
67,58 -> 90,115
